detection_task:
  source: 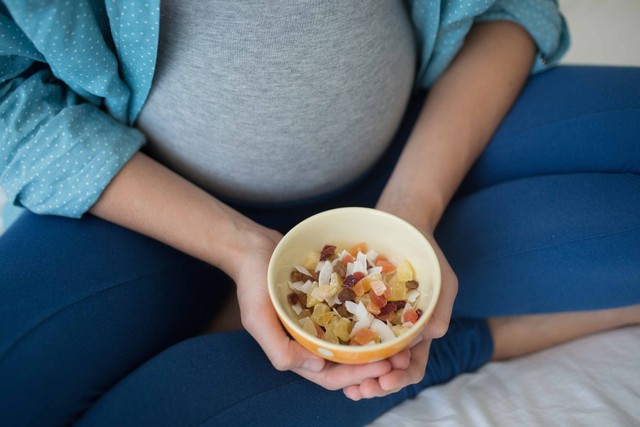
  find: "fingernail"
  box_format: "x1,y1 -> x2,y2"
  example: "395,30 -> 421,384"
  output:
410,335 -> 423,348
303,359 -> 324,373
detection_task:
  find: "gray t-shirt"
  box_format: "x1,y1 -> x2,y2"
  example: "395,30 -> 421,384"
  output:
137,0 -> 416,204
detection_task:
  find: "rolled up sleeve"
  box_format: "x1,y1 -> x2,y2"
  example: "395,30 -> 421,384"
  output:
475,0 -> 570,73
0,66 -> 144,217
409,0 -> 570,88
0,0 -> 158,219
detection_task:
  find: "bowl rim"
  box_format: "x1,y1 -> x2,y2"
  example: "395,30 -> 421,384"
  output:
267,207 -> 441,355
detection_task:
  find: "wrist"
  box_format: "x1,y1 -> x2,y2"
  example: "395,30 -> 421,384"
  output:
215,215 -> 281,280
376,181 -> 446,234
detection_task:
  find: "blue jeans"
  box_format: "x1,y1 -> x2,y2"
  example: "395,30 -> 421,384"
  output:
1,66 -> 639,426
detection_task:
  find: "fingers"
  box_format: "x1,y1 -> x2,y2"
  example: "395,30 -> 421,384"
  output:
242,295 -> 325,373
242,286 -> 393,390
424,240 -> 458,339
293,360 -> 392,391
378,340 -> 430,392
343,340 -> 432,400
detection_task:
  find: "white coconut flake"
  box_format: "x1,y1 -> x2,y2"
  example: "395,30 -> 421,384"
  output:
291,302 -> 303,315
314,260 -> 327,273
370,319 -> 396,342
345,301 -> 368,321
366,249 -> 378,266
326,294 -> 341,307
346,262 -> 355,277
337,249 -> 351,261
367,266 -> 383,276
402,322 -> 415,328
352,260 -> 366,275
288,281 -> 302,290
407,289 -> 420,303
356,251 -> 368,269
294,265 -> 312,277
318,261 -> 333,286
291,279 -> 313,294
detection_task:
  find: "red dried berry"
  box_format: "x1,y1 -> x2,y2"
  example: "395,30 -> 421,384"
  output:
287,293 -> 299,305
416,308 -> 423,319
376,303 -> 397,321
343,275 -> 356,288
353,271 -> 365,281
319,245 -> 337,261
394,301 -> 407,309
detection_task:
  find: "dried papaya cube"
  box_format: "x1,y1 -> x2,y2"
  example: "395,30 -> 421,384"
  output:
351,328 -> 378,346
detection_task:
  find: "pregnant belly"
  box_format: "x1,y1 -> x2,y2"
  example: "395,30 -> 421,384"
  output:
137,0 -> 416,204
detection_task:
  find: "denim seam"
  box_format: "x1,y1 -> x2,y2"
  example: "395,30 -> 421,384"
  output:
496,106 -> 640,145
193,377 -> 309,427
456,225 -> 640,271
0,259 -> 193,364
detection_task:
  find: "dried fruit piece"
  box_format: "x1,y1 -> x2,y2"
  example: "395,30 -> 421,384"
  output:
396,260 -> 414,282
320,245 -> 337,261
287,292 -> 299,305
369,291 -> 387,309
333,262 -> 347,278
349,242 -> 369,256
299,317 -> 317,336
401,307 -> 419,325
351,328 -> 378,346
337,287 -> 356,304
284,242 -> 422,346
311,303 -> 332,327
405,280 -> 419,290
375,258 -> 397,273
388,281 -> 408,301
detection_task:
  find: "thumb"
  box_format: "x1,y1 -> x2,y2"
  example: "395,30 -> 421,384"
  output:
243,302 -> 326,373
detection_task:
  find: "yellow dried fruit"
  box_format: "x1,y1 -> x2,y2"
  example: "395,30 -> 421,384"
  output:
302,251 -> 320,270
396,260 -> 414,282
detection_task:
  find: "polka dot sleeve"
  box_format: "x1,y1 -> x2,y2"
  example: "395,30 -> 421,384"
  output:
408,0 -> 570,88
0,0 -> 159,218
0,68 -> 145,218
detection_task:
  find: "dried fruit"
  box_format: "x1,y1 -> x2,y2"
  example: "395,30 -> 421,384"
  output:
320,245 -> 337,261
333,262 -> 347,278
287,292 -> 299,305
406,280 -> 419,290
284,242 -> 422,346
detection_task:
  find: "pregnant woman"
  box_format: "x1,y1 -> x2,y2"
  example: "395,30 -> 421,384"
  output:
1,1 -> 639,425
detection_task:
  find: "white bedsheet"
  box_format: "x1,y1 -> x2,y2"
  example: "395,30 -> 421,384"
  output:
371,326 -> 640,426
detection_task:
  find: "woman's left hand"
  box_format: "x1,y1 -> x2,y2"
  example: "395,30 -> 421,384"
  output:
342,225 -> 459,400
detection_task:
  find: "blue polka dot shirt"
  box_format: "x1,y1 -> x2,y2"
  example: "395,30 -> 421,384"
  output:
0,0 -> 568,219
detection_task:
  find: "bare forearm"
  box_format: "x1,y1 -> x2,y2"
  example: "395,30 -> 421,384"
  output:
377,21 -> 536,230
90,152 -> 271,277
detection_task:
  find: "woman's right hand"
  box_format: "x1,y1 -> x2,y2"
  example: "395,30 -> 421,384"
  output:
230,225 -> 394,393
90,152 -> 392,394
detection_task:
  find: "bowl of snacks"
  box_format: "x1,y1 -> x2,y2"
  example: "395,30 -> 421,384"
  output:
268,207 -> 441,364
